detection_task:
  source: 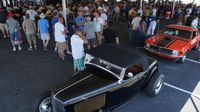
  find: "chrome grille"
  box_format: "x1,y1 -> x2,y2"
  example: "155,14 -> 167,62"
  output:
149,45 -> 173,55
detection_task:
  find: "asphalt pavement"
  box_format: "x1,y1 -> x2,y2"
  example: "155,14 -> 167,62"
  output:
0,18 -> 200,112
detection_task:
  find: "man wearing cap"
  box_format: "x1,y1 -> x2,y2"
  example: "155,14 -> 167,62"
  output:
38,13 -> 50,51
22,14 -> 37,50
6,13 -> 22,51
26,6 -> 38,21
71,30 -> 86,72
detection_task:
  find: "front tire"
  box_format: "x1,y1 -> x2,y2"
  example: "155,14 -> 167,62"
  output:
193,42 -> 199,50
146,73 -> 164,96
177,54 -> 186,63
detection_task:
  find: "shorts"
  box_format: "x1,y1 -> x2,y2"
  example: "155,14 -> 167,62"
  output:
73,58 -> 85,71
40,33 -> 50,40
10,32 -> 20,41
57,42 -> 67,51
26,34 -> 36,42
87,38 -> 96,46
0,23 -> 8,32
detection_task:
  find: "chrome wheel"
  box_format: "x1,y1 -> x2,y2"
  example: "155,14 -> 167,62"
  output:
39,97 -> 53,112
155,78 -> 163,94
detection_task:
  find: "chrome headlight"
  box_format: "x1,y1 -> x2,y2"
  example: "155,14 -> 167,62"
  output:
172,50 -> 179,56
146,44 -> 150,48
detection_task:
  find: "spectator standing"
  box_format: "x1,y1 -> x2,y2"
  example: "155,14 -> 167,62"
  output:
93,11 -> 104,45
146,18 -> 160,36
84,16 -> 96,49
152,6 -> 157,17
71,30 -> 86,72
103,23 -> 119,46
75,11 -> 86,32
51,11 -> 59,51
22,14 -> 37,50
0,8 -> 9,38
113,4 -> 120,22
37,13 -> 50,51
100,9 -> 108,29
26,6 -> 38,21
54,17 -> 68,60
140,16 -> 147,34
6,13 -> 22,51
83,4 -> 90,16
191,15 -> 199,29
131,13 -> 142,31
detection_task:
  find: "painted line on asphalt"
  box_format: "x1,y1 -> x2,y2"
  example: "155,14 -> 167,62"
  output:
164,83 -> 200,100
186,58 -> 200,64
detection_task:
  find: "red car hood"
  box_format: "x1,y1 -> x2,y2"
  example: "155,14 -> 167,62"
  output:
146,35 -> 189,50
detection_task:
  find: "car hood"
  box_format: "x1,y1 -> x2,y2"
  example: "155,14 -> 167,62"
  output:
147,35 -> 188,50
52,70 -> 117,103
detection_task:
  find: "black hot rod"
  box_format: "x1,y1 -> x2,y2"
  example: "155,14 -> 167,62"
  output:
39,45 -> 164,112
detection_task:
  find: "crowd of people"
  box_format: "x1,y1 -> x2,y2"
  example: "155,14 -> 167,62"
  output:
0,0 -> 200,72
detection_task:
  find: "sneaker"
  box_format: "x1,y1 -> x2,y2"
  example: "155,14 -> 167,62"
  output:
28,47 -> 33,51
18,47 -> 22,51
34,46 -> 37,50
13,47 -> 16,52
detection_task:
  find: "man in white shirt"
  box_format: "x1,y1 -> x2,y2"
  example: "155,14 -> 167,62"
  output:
93,11 -> 104,45
26,6 -> 38,21
146,18 -> 160,36
100,9 -> 108,28
71,30 -> 86,72
54,17 -> 68,60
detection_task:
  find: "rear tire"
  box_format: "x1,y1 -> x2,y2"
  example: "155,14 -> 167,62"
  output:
146,73 -> 164,96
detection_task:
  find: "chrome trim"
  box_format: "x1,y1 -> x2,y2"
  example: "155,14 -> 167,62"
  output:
85,62 -> 121,80
54,71 -> 147,106
54,74 -> 93,96
148,60 -> 157,70
145,45 -> 181,58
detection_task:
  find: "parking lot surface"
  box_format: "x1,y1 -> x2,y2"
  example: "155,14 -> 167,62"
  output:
0,19 -> 200,112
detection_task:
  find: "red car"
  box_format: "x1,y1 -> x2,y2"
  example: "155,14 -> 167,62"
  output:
145,24 -> 200,63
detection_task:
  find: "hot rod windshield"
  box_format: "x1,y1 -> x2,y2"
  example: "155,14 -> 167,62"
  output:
85,54 -> 123,79
162,27 -> 191,39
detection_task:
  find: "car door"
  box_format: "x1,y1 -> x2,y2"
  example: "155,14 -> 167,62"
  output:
104,64 -> 146,110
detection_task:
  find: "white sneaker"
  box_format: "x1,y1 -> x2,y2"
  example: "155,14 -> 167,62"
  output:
13,47 -> 16,52
18,47 -> 22,51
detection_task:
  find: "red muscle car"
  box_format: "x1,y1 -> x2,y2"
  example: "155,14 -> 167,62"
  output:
145,24 -> 200,63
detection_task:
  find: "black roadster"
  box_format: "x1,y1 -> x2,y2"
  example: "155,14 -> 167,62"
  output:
39,45 -> 164,112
